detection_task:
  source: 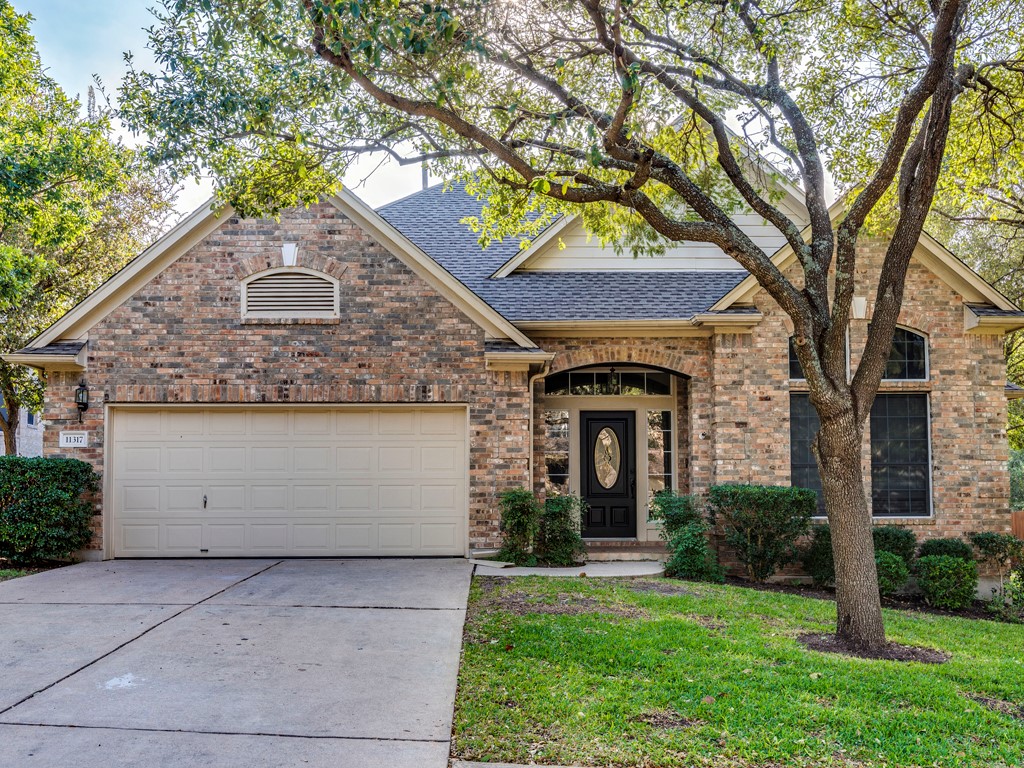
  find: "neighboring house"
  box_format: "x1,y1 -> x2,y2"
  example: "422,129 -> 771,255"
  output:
0,396 -> 43,457
4,180 -> 1023,560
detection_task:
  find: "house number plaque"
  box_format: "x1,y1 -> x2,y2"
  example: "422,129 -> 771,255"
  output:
59,431 -> 88,448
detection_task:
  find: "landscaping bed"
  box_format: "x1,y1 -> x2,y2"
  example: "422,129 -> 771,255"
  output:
453,575 -> 1024,767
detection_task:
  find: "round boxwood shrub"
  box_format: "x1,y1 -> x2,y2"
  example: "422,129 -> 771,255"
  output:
918,537 -> 974,562
872,525 -> 917,567
916,555 -> 979,610
0,456 -> 99,565
801,524 -> 835,588
875,550 -> 910,596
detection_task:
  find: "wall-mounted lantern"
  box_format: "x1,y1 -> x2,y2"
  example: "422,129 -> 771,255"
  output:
74,382 -> 89,422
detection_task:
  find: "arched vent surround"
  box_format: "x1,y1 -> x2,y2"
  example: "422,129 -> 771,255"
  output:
242,269 -> 340,319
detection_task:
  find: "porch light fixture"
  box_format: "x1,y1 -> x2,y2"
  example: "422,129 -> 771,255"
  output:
74,382 -> 89,422
282,242 -> 299,267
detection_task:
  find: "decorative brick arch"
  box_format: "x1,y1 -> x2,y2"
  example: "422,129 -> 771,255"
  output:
894,308 -> 932,337
231,242 -> 350,281
548,344 -> 696,378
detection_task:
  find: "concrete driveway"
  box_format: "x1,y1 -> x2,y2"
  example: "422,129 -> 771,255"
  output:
0,558 -> 471,767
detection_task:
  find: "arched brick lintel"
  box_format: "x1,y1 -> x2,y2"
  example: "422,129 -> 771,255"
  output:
231,249 -> 350,282
547,345 -> 696,379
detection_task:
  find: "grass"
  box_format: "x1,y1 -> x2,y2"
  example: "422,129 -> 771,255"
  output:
454,576 -> 1024,767
0,568 -> 29,582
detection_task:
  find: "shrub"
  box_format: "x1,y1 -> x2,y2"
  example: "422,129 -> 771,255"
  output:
801,524 -> 835,588
872,525 -> 917,567
918,537 -> 974,562
536,494 -> 587,566
706,485 -> 814,582
915,555 -> 978,610
969,532 -> 1024,620
0,456 -> 98,565
969,531 -> 1024,586
496,488 -> 541,566
875,551 -> 910,596
652,491 -> 723,583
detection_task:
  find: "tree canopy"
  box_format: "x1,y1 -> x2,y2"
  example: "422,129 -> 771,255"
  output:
0,1 -> 177,454
119,0 -> 1024,649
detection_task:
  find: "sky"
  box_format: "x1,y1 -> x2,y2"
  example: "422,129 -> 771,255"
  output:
15,0 -> 426,216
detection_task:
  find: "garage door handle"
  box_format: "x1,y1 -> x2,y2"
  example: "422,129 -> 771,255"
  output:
203,495 -> 208,509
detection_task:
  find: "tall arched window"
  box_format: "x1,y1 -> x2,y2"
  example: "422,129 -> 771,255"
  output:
791,326 -> 931,516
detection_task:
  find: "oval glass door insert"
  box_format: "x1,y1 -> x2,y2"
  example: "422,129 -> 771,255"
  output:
594,427 -> 621,488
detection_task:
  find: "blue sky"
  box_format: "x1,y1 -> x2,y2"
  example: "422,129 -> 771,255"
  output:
15,1 -> 423,214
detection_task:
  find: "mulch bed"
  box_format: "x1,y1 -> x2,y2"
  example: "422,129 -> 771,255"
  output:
798,632 -> 949,663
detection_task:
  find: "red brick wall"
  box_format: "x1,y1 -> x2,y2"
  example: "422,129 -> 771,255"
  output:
712,239 -> 1012,544
44,203 -> 532,552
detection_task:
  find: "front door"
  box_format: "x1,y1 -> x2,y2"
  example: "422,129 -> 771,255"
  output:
580,411 -> 636,538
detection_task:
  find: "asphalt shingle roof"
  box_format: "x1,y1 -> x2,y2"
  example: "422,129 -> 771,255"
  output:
966,304 -> 1024,317
377,183 -> 747,323
16,341 -> 86,356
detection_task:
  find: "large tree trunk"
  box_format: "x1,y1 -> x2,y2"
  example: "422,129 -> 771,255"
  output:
816,406 -> 886,649
1,412 -> 16,456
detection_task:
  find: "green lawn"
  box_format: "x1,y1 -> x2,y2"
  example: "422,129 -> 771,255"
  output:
454,576 -> 1024,767
0,568 -> 29,582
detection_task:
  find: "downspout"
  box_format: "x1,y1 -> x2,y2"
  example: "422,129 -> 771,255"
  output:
527,360 -> 551,494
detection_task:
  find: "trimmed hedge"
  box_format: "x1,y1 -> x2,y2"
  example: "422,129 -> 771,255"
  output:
652,491 -> 723,583
875,551 -> 910,596
918,537 -> 974,562
873,525 -> 917,567
916,555 -> 978,610
706,485 -> 814,582
537,494 -> 586,566
801,524 -> 835,588
497,488 -> 541,566
0,456 -> 99,565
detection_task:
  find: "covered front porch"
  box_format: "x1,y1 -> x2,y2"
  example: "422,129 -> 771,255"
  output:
533,350 -> 711,545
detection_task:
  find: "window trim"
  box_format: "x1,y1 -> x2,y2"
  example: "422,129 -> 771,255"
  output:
241,267 -> 341,321
880,325 -> 930,383
791,392 -> 934,520
869,392 -> 934,519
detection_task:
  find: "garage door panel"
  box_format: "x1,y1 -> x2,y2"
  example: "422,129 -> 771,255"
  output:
207,525 -> 246,551
208,411 -> 247,434
378,411 -> 416,435
378,446 -> 416,472
112,408 -> 467,557
336,411 -> 373,435
209,446 -> 246,473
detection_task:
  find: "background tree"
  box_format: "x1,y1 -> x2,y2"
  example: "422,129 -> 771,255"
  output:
119,0 -> 1024,649
0,2 -> 177,455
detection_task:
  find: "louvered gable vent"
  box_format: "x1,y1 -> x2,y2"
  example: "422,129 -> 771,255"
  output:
242,269 -> 339,318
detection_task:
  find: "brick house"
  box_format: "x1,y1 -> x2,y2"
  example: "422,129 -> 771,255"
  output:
4,181 -> 1023,560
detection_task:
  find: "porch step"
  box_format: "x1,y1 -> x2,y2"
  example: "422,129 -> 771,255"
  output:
585,540 -> 669,562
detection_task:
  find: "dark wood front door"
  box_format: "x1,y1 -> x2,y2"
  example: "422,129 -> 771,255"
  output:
580,411 -> 636,538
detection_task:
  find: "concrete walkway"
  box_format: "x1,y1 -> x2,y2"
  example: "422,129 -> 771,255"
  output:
0,558 -> 471,767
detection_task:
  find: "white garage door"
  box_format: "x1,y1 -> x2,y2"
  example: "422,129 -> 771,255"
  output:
110,407 -> 468,557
